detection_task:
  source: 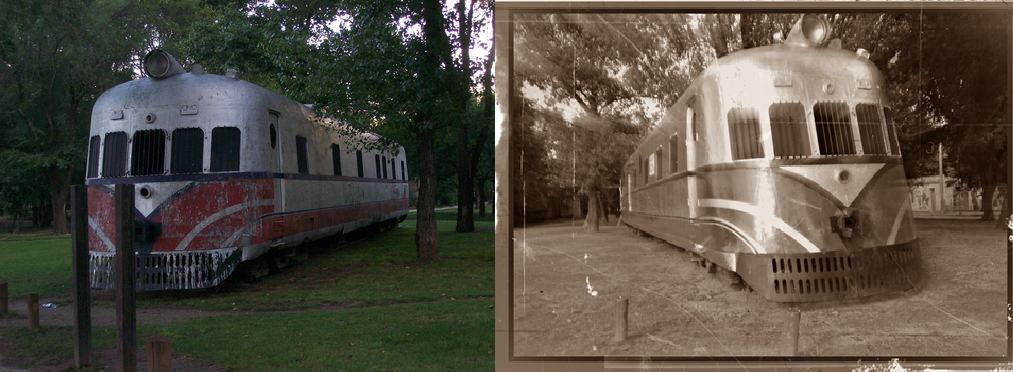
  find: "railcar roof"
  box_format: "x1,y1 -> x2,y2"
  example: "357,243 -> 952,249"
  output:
92,72 -> 388,144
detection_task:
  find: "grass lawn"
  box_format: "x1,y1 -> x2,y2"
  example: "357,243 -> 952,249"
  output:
0,236 -> 72,298
0,210 -> 494,371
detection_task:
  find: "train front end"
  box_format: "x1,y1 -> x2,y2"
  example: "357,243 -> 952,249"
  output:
84,50 -> 273,290
710,16 -> 920,301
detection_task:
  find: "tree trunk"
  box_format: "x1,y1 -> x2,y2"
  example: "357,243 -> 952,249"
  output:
599,191 -> 609,224
48,167 -> 70,234
1000,185 -> 1011,227
415,131 -> 439,260
981,182 -> 996,221
571,193 -> 581,219
585,191 -> 600,232
477,178 -> 487,218
456,122 -> 475,232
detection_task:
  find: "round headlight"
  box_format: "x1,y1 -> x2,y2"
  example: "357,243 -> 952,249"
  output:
800,14 -> 830,46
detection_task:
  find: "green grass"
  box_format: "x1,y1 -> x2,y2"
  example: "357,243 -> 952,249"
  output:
142,210 -> 493,312
0,326 -> 115,368
0,237 -> 72,298
152,299 -> 493,371
0,210 -> 494,371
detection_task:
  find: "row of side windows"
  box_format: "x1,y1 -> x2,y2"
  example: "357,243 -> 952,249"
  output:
728,102 -> 897,160
630,102 -> 899,188
87,128 -> 408,181
293,135 -> 406,181
88,127 -> 240,178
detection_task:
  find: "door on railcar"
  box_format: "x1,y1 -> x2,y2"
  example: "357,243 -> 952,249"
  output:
685,101 -> 698,219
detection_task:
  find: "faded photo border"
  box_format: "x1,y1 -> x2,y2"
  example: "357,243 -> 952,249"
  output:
494,1 -> 1013,370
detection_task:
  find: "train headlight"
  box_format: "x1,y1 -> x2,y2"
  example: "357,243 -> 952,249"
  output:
143,49 -> 185,79
800,14 -> 830,46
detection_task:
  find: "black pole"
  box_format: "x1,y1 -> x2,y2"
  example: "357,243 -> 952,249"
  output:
71,185 -> 91,369
114,184 -> 136,372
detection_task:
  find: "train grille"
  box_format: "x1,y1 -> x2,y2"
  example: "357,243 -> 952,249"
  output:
738,241 -> 920,302
89,248 -> 241,291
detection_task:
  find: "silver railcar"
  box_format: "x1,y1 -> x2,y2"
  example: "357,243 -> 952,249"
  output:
620,15 -> 920,302
85,50 -> 409,290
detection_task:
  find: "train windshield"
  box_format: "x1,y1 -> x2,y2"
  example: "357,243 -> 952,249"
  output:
728,107 -> 764,160
813,102 -> 856,156
769,103 -> 810,159
856,104 -> 888,155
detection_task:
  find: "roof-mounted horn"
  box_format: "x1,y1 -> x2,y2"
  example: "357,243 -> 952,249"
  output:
784,14 -> 831,47
143,49 -> 185,79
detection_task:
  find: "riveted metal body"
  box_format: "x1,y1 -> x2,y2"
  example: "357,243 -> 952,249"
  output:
620,23 -> 920,302
85,59 -> 410,290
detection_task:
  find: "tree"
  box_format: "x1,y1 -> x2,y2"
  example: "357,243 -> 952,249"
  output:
0,0 -> 146,233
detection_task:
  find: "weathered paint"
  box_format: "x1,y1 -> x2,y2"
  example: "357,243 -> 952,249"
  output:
85,55 -> 409,290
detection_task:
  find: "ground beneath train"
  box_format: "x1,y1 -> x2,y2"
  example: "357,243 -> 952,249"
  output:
510,218 -> 1007,357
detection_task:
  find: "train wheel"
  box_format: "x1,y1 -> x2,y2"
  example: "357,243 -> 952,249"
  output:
243,258 -> 270,282
293,247 -> 309,264
271,252 -> 291,271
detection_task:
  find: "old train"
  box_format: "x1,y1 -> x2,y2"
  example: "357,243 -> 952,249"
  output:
620,15 -> 920,302
85,49 -> 409,290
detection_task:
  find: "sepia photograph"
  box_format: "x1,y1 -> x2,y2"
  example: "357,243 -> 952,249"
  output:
506,8 -> 1010,358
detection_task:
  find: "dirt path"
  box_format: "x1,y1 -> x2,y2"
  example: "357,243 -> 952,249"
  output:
0,298 -> 224,329
511,218 -> 1006,357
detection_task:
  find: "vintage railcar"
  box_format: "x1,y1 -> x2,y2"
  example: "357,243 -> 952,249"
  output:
620,15 -> 920,302
85,50 -> 409,290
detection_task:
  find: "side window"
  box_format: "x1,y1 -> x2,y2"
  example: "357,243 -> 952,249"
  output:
884,108 -> 900,155
648,152 -> 656,180
295,136 -> 309,174
688,107 -> 699,141
210,127 -> 241,172
170,128 -> 204,174
374,154 -> 381,178
131,129 -> 167,176
769,103 -> 811,158
269,112 -> 279,149
856,104 -> 887,155
813,102 -> 855,155
102,132 -> 128,177
331,144 -> 342,176
381,155 -> 388,179
400,160 -> 406,180
668,134 -> 678,174
728,107 -> 764,160
86,136 -> 100,178
356,150 -> 364,177
653,147 -> 663,180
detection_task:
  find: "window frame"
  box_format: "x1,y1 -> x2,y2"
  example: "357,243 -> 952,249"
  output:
331,144 -> 342,176
86,136 -> 100,179
208,126 -> 242,172
812,101 -> 857,156
295,136 -> 309,174
356,150 -> 364,177
101,131 -> 128,178
170,127 -> 205,174
727,107 -> 764,160
769,102 -> 811,159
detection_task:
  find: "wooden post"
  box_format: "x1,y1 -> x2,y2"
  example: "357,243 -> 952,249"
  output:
27,293 -> 39,329
71,185 -> 91,368
146,336 -> 171,372
114,184 -> 136,372
0,281 -> 7,315
613,297 -> 629,343
790,308 -> 801,356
